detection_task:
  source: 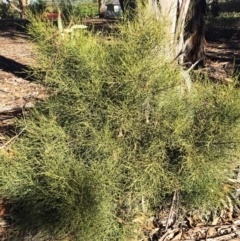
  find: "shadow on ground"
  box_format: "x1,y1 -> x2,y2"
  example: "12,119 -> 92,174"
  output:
205,17 -> 240,79
0,55 -> 35,81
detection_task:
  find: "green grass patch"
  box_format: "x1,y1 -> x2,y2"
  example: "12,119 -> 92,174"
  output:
73,3 -> 98,18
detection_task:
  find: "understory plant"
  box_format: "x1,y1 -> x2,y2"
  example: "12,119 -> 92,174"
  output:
0,5 -> 240,240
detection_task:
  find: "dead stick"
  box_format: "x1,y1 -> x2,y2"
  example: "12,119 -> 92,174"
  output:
166,189 -> 179,230
0,126 -> 27,150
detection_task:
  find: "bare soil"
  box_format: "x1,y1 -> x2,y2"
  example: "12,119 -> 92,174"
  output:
0,23 -> 47,144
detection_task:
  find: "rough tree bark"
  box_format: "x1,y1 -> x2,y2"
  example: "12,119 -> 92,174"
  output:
120,0 -> 207,66
155,0 -> 206,66
182,0 -> 206,66
18,0 -> 31,19
99,0 -> 106,18
6,0 -> 31,19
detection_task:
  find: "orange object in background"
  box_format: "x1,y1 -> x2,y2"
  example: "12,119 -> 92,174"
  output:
46,12 -> 61,21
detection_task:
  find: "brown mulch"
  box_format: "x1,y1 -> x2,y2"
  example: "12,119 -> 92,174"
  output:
205,39 -> 240,82
205,21 -> 240,82
0,26 -> 47,144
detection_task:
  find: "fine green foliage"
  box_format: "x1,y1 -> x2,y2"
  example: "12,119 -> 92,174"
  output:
0,115 -> 121,240
0,0 -> 20,19
72,2 -> 98,18
1,6 -> 240,240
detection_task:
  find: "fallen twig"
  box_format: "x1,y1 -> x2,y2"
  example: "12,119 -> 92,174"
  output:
0,109 -> 27,150
166,190 -> 179,230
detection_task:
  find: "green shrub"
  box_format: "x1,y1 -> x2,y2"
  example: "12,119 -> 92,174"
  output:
72,3 -> 98,18
0,115 -> 122,240
1,6 -> 240,240
0,1 -> 20,19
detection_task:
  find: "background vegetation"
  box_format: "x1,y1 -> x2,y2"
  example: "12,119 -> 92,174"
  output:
0,3 -> 240,241
0,0 -> 98,20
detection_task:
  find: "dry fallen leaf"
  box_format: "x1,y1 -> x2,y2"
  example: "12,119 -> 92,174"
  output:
132,215 -> 146,224
196,222 -> 205,227
207,227 -> 217,238
212,217 -> 220,225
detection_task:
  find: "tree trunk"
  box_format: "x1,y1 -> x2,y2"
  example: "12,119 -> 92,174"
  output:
18,0 -> 30,19
182,0 -> 206,66
175,0 -> 191,61
158,0 -> 206,66
98,0 -> 106,18
123,0 -> 207,67
7,0 -> 30,19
